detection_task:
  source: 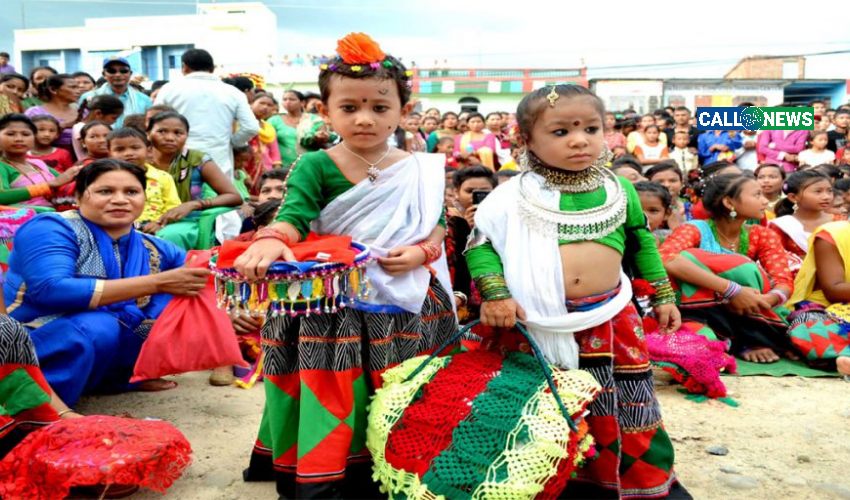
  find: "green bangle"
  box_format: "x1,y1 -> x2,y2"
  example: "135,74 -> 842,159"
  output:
649,277 -> 677,307
474,273 -> 512,302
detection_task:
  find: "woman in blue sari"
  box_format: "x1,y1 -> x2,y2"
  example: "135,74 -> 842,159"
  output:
3,159 -> 210,407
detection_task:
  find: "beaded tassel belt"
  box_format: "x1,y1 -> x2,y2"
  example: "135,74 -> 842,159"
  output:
212,242 -> 372,318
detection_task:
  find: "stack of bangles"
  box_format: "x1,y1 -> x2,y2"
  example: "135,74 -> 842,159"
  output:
416,240 -> 442,266
474,273 -> 512,302
649,277 -> 676,307
767,288 -> 788,306
252,226 -> 291,245
717,281 -> 742,304
26,183 -> 52,200
195,199 -> 214,210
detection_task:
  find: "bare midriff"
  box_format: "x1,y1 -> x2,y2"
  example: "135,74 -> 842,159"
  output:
559,241 -> 622,300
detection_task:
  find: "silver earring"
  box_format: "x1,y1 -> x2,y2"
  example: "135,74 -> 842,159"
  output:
517,146 -> 531,171
793,203 -> 798,211
730,209 -> 737,220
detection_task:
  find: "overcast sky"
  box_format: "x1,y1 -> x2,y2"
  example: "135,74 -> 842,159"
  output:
3,0 -> 850,79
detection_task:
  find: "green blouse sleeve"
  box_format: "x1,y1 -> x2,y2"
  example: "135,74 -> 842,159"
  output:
465,241 -> 505,278
274,154 -> 324,240
621,179 -> 667,281
0,163 -> 35,205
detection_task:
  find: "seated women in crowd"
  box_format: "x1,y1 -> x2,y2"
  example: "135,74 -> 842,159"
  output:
659,174 -> 796,363
645,161 -> 691,230
688,161 -> 743,220
787,220 -> 850,376
245,93 -> 282,196
755,163 -> 786,219
145,112 -> 243,250
3,159 -> 209,406
769,171 -> 839,260
445,166 -> 496,322
0,114 -> 80,208
0,73 -> 28,116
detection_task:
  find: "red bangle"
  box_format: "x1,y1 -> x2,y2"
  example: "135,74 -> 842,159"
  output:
416,240 -> 442,265
252,226 -> 291,246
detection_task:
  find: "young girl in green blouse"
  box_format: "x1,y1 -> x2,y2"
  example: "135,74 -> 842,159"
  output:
236,33 -> 456,499
466,85 -> 689,499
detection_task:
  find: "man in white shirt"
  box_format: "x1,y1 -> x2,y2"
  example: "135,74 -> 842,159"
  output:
155,49 -> 259,240
155,49 -> 259,181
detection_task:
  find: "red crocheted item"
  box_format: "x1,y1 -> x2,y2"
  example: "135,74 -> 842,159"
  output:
644,317 -> 737,398
385,349 -> 504,477
0,416 -> 192,499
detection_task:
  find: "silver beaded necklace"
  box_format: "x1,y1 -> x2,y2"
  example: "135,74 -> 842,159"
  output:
341,142 -> 391,183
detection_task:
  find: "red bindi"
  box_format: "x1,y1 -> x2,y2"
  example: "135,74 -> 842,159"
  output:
573,120 -> 581,126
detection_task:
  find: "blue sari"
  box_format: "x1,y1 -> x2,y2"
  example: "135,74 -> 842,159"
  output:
3,211 -> 185,406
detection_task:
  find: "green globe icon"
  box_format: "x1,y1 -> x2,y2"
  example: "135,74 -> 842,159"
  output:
740,107 -> 765,131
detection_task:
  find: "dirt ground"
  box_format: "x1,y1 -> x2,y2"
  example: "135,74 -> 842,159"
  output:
78,370 -> 850,500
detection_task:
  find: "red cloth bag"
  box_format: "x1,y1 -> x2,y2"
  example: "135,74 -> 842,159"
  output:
131,250 -> 247,383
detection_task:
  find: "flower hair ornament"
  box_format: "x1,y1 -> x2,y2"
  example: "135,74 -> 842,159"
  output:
321,33 -> 408,76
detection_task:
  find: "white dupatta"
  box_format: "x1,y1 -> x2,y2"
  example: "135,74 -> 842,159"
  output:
474,173 -> 632,369
313,152 -> 453,313
769,215 -> 810,253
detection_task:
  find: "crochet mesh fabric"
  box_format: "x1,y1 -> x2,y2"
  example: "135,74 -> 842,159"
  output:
0,415 -> 192,499
646,323 -> 737,399
367,349 -> 600,500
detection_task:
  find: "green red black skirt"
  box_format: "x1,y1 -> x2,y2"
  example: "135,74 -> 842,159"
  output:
243,276 -> 457,499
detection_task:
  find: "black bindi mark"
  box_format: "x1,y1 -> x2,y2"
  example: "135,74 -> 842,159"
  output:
362,98 -> 368,103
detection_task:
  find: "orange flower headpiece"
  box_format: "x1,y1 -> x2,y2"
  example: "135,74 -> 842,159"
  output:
336,33 -> 386,65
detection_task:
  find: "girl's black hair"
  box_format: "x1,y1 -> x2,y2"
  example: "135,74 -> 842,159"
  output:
441,111 -> 458,123
516,84 -> 605,142
485,112 -> 502,121
465,112 -> 485,123
252,92 -> 277,104
107,126 -> 149,147
75,158 -> 147,197
754,163 -> 786,180
28,66 -> 57,86
233,145 -> 252,156
253,199 -> 283,228
702,174 -> 755,219
421,115 -> 439,124
318,54 -> 411,106
833,178 -> 850,194
452,165 -> 497,189
814,163 -> 841,182
80,120 -> 112,142
71,71 -> 96,85
0,113 -> 36,134
284,89 -> 305,101
230,76 -> 254,93
645,161 -> 684,182
690,161 -> 741,198
644,124 -> 661,133
775,170 -> 831,217
634,180 -> 672,209
611,155 -> 643,175
30,114 -> 60,131
0,73 -> 29,88
77,94 -> 124,123
37,73 -> 73,101
146,111 -> 190,133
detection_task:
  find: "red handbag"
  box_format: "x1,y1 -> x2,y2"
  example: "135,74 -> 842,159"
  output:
131,250 -> 247,383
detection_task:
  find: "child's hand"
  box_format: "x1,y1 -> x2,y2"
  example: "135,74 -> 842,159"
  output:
158,203 -> 197,225
653,303 -> 681,334
481,298 -> 526,329
378,246 -> 426,275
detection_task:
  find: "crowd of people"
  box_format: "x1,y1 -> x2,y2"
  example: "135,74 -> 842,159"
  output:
0,33 -> 849,499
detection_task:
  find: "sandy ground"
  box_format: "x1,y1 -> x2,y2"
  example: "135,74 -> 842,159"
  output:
77,370 -> 850,500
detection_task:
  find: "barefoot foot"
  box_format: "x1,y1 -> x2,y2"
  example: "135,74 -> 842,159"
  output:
837,356 -> 850,376
741,347 -> 780,363
136,378 -> 178,392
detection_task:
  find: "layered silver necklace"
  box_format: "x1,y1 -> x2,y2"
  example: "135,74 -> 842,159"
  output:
517,167 -> 627,241
341,142 -> 391,183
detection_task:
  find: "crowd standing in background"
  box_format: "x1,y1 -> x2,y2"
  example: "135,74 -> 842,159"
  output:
0,39 -> 848,500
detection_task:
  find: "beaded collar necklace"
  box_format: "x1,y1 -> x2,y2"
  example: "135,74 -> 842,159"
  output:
519,150 -> 605,193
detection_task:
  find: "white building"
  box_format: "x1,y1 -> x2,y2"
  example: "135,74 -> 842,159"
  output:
13,3 -> 277,81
